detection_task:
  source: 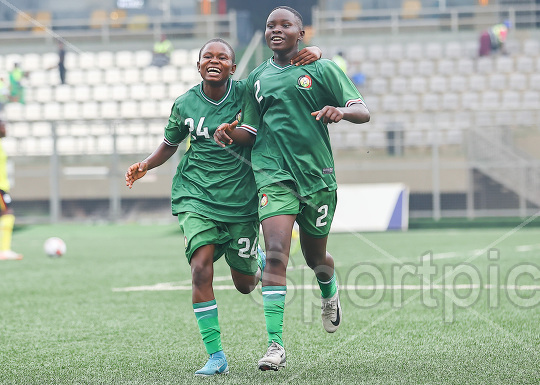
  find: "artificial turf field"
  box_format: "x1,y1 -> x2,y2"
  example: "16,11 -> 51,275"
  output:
1,223 -> 539,384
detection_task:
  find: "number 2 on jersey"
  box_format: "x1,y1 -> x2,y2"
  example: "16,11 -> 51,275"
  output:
254,80 -> 263,103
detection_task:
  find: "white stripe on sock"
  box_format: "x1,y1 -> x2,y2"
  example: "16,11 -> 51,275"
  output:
262,290 -> 286,295
193,304 -> 218,313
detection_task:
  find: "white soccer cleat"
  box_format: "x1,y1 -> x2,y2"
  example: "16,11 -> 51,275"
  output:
0,250 -> 23,260
321,290 -> 342,333
258,341 -> 286,371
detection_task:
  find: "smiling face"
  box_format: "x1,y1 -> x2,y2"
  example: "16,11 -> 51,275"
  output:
197,41 -> 236,85
265,8 -> 304,54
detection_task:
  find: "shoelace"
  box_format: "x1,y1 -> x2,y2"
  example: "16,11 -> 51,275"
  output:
322,300 -> 337,313
265,343 -> 282,357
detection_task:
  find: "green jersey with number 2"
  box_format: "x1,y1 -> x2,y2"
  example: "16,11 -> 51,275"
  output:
240,58 -> 367,196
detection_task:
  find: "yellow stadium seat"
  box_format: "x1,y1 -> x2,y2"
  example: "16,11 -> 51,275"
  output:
343,2 -> 362,21
14,11 -> 33,31
90,9 -> 108,29
110,9 -> 126,28
402,0 -> 422,19
32,11 -> 52,33
127,14 -> 149,31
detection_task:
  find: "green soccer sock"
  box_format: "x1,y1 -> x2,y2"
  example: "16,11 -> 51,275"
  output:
262,286 -> 286,347
193,299 -> 222,355
317,273 -> 337,299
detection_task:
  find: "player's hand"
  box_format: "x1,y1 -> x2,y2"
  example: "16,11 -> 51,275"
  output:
214,120 -> 238,147
291,46 -> 322,66
311,106 -> 344,124
125,162 -> 148,189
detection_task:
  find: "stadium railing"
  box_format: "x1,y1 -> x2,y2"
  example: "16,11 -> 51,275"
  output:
313,3 -> 540,36
0,11 -> 239,45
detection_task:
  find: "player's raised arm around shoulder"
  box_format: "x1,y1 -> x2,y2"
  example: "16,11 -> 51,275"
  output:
125,141 -> 178,188
290,46 -> 322,66
214,120 -> 255,148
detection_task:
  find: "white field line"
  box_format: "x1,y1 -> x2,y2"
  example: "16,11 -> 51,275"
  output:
114,244 -> 540,292
413,243 -> 540,261
113,283 -> 540,292
516,244 -> 540,252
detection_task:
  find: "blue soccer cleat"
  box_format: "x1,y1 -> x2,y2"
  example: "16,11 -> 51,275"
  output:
194,350 -> 229,377
257,245 -> 266,282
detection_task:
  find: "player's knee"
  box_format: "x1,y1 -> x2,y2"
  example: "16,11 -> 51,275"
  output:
305,251 -> 333,270
234,280 -> 255,294
265,240 -> 290,265
191,263 -> 212,288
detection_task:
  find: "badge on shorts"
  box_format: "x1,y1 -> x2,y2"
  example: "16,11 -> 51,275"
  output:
184,236 -> 188,248
260,193 -> 268,208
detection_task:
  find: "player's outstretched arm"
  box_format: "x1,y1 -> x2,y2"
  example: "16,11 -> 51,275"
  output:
214,120 -> 255,148
290,46 -> 322,66
125,162 -> 148,188
311,103 -> 370,125
125,141 -> 178,188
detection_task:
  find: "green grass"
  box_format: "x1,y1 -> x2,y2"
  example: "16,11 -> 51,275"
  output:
1,224 -> 539,384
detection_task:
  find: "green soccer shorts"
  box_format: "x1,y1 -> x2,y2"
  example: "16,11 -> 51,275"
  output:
177,211 -> 259,276
258,181 -> 337,238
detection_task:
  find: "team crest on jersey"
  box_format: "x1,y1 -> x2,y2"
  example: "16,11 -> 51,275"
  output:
297,75 -> 312,89
236,109 -> 242,121
260,194 -> 268,208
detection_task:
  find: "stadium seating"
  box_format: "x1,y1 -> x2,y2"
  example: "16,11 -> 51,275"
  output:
1,37 -> 539,157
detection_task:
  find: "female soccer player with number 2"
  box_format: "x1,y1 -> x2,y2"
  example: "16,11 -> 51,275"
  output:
215,6 -> 370,371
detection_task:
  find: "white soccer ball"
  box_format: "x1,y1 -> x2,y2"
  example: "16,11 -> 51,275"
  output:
44,237 -> 66,258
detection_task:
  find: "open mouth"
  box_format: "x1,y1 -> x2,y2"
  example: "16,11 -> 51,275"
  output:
207,67 -> 221,74
271,36 -> 284,42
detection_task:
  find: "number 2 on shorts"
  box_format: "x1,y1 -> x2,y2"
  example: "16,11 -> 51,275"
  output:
316,204 -> 328,227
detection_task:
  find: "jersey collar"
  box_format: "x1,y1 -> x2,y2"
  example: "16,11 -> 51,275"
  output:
199,78 -> 233,106
269,57 -> 294,70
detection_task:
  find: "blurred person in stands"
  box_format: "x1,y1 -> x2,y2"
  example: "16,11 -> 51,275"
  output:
57,41 -> 66,84
0,77 -> 8,112
0,119 -> 23,260
47,41 -> 67,84
332,51 -> 348,76
151,34 -> 173,67
479,20 -> 511,57
8,63 -> 26,104
126,38 -> 321,376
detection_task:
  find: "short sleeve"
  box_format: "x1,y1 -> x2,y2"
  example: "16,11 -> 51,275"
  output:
238,76 -> 259,136
321,60 -> 367,109
164,101 -> 190,146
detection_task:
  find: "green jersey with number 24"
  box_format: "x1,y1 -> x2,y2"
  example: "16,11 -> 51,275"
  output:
164,79 -> 258,222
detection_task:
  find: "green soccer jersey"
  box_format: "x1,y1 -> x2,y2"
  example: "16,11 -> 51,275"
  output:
164,79 -> 258,222
239,58 -> 366,196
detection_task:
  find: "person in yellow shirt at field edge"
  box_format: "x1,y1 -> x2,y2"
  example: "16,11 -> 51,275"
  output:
151,34 -> 173,67
0,119 -> 23,261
